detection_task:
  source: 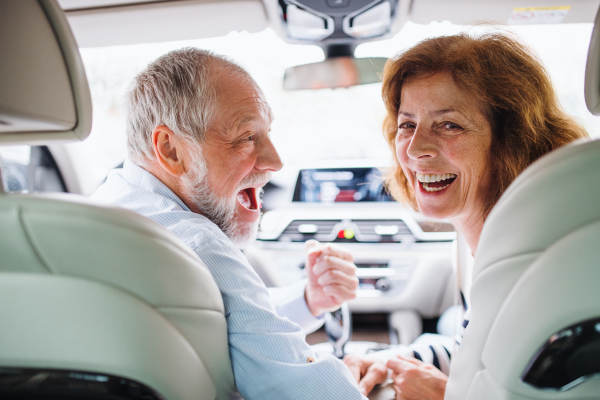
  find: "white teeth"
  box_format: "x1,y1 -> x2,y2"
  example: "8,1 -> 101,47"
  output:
416,173 -> 456,183
423,184 -> 450,192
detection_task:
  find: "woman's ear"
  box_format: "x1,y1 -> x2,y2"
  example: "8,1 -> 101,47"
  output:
152,125 -> 185,177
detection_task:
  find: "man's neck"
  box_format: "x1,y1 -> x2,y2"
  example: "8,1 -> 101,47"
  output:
142,161 -> 202,214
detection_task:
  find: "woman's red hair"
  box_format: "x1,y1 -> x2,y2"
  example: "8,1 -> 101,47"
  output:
382,30 -> 588,215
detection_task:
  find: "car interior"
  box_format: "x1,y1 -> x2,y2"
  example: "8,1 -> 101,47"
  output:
0,2 -> 233,400
1,0 -> 600,399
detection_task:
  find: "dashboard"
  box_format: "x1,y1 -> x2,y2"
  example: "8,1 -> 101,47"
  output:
245,162 -> 456,317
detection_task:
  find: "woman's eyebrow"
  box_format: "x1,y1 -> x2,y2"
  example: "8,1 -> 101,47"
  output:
398,108 -> 470,120
398,110 -> 416,118
431,108 -> 476,124
430,108 -> 457,117
398,108 -> 459,117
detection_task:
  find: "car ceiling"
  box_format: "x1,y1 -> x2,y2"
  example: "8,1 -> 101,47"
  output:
58,0 -> 600,48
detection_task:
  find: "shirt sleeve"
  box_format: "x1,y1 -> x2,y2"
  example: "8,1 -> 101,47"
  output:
196,234 -> 367,400
367,335 -> 453,376
268,279 -> 324,335
369,300 -> 470,377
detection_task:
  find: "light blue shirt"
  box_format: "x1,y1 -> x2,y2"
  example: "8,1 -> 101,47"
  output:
268,280 -> 324,334
90,160 -> 366,400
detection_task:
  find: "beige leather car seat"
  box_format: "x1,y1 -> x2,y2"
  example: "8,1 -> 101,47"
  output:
0,1 -> 234,399
444,8 -> 600,399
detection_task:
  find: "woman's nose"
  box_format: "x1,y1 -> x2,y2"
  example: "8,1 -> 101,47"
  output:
406,127 -> 438,160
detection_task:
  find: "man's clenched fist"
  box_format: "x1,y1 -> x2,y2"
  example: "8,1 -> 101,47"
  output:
304,239 -> 359,317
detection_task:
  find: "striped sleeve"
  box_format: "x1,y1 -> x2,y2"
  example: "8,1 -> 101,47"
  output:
407,342 -> 452,375
405,293 -> 471,376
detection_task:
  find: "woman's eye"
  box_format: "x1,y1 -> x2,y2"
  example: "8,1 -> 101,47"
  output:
442,122 -> 462,130
398,122 -> 416,130
246,135 -> 255,141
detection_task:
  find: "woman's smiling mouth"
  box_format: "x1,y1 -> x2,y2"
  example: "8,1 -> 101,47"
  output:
416,172 -> 457,193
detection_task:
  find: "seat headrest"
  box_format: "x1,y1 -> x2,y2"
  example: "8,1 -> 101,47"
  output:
585,6 -> 600,115
475,138 -> 600,278
0,0 -> 91,145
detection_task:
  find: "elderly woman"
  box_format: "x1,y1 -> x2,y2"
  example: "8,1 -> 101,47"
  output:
344,30 -> 588,399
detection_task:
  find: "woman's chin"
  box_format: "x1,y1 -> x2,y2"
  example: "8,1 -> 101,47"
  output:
414,182 -> 458,220
420,209 -> 452,221
416,201 -> 455,221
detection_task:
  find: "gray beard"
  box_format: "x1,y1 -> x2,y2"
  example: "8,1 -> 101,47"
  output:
180,152 -> 264,248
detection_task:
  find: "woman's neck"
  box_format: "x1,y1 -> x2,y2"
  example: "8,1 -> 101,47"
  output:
450,212 -> 486,256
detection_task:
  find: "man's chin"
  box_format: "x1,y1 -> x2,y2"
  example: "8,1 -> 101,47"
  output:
225,218 -> 259,249
182,173 -> 261,248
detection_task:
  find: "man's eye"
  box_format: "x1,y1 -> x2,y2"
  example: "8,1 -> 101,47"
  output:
246,135 -> 255,141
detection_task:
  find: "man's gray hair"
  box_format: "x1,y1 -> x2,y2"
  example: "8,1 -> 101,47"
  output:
126,47 -> 251,166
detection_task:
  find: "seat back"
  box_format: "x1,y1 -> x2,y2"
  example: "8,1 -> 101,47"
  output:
445,138 -> 600,399
0,1 -> 234,399
445,4 -> 600,400
444,6 -> 600,397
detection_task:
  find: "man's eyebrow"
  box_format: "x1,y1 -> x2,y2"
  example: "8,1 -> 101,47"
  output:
235,108 -> 274,132
235,115 -> 257,131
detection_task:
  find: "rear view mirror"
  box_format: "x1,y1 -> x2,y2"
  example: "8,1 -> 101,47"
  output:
283,57 -> 387,90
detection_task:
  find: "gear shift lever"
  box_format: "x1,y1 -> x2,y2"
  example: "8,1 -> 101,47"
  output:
324,302 -> 352,358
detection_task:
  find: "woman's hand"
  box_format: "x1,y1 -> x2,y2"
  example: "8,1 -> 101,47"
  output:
387,355 -> 447,400
343,354 -> 388,396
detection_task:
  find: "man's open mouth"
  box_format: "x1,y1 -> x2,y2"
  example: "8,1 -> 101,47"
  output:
237,187 -> 261,211
416,173 -> 457,193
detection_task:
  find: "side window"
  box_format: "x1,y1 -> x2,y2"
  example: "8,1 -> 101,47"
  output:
0,146 -> 67,193
0,145 -> 29,192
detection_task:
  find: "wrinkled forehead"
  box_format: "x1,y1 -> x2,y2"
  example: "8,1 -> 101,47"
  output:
399,71 -> 492,124
211,66 -> 273,127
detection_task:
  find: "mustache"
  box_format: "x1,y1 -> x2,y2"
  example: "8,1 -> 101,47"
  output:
236,172 -> 272,191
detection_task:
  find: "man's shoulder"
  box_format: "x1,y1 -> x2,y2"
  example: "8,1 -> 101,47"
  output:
91,168 -> 230,249
161,211 -> 230,249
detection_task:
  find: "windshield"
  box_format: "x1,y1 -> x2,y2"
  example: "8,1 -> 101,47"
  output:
73,22 -> 599,190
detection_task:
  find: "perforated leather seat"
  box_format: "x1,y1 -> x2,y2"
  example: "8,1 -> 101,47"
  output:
0,1 -> 234,399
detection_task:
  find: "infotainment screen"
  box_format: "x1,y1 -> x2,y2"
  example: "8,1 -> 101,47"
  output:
293,167 -> 394,202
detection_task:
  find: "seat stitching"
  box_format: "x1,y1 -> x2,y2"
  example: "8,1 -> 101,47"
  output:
17,206 -> 55,274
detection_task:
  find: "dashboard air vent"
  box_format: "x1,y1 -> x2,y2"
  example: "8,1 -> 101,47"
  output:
279,219 -> 342,242
353,219 -> 413,242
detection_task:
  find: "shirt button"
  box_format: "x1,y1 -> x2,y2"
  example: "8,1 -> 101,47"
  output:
306,357 -> 315,363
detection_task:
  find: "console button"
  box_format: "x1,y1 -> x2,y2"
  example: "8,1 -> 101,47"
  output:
375,278 -> 391,292
327,0 -> 350,8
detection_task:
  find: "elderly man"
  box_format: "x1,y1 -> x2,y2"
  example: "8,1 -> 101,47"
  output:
91,48 -> 365,399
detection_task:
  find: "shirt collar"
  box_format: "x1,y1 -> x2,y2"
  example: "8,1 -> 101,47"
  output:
121,159 -> 192,212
